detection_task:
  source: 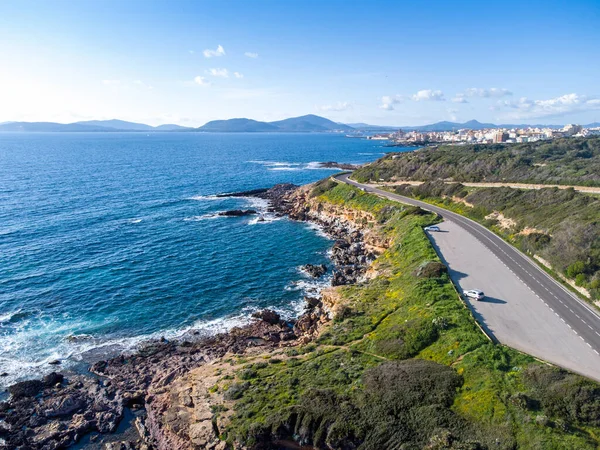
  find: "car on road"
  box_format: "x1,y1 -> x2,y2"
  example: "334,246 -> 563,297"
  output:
463,289 -> 485,301
424,225 -> 441,232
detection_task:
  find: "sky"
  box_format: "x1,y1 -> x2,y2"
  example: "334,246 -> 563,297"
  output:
0,0 -> 599,127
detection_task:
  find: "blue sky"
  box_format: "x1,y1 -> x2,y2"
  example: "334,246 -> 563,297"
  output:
1,0 -> 599,126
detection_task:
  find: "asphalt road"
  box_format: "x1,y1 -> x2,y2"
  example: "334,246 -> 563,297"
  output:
336,172 -> 600,381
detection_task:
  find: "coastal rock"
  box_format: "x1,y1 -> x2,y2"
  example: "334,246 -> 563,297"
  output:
42,372 -> 64,387
218,209 -> 257,217
251,309 -> 281,325
8,379 -> 44,399
318,161 -> 360,170
301,263 -> 327,278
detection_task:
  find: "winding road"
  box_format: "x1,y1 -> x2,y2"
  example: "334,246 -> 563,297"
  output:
336,172 -> 600,382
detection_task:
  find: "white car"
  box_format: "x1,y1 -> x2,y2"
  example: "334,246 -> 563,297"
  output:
463,289 -> 485,301
424,225 -> 441,232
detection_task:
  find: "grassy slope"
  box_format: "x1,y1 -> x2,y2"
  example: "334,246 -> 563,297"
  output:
352,136 -> 600,187
386,181 -> 600,301
217,182 -> 600,449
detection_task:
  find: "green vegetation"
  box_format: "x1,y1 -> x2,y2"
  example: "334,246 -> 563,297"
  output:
390,180 -> 600,299
353,136 -> 600,187
220,182 -> 600,449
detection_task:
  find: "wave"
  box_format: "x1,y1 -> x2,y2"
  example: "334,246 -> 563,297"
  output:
247,214 -> 282,225
183,214 -> 223,222
304,222 -> 333,240
0,309 -> 22,325
249,160 -> 340,172
188,194 -> 223,201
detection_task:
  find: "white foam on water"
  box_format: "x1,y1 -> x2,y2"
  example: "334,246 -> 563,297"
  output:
268,166 -> 301,171
128,218 -> 143,224
247,214 -> 282,225
304,222 -> 333,240
183,214 -> 222,222
245,196 -> 269,209
188,194 -> 223,201
0,309 -> 20,324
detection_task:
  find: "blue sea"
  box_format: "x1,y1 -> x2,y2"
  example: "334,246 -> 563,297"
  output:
0,132 -> 407,386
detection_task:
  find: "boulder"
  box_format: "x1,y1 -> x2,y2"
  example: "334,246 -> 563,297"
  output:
218,209 -> 257,217
301,264 -> 327,278
251,309 -> 281,325
8,379 -> 44,399
42,372 -> 64,387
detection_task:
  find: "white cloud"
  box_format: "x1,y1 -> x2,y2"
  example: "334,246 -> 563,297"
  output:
498,93 -> 600,119
102,80 -> 121,85
203,45 -> 225,58
379,95 -> 405,110
451,94 -> 468,103
244,52 -> 258,58
319,101 -> 352,112
207,68 -> 229,78
464,87 -> 512,98
193,76 -> 211,86
411,89 -> 445,102
233,72 -> 244,79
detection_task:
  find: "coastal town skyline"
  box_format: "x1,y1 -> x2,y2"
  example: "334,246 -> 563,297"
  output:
1,0 -> 599,127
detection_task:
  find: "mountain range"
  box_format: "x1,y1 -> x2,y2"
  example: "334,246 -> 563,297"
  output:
0,116 -> 594,133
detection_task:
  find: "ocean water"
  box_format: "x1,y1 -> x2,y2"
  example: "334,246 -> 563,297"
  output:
0,132 -> 406,387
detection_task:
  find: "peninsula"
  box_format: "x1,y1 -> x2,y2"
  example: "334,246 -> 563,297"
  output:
4,157 -> 600,448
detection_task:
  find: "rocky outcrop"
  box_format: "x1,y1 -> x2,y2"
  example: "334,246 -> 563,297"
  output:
318,161 -> 360,170
301,263 -> 327,278
218,209 -> 257,216
0,374 -> 123,449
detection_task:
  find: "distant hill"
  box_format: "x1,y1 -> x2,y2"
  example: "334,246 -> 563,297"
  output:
403,120 -> 497,132
197,114 -> 354,132
346,123 -> 402,131
154,124 -> 192,131
75,119 -> 154,131
0,116 -> 591,133
0,122 -> 113,132
270,114 -> 354,132
348,120 -> 566,132
198,118 -> 279,132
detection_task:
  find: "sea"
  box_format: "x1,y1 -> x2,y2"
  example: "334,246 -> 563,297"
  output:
0,132 -> 409,388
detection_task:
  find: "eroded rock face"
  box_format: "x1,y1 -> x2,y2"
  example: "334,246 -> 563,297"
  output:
0,374 -> 123,449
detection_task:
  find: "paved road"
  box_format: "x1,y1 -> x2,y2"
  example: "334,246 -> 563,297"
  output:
336,172 -> 600,381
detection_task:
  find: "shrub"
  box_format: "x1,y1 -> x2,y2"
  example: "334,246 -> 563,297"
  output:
566,261 -> 587,278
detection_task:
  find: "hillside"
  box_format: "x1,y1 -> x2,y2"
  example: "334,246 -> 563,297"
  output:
197,114 -> 353,132
217,181 -> 600,448
0,122 -> 113,132
75,119 -> 154,131
270,114 -> 354,132
353,136 -> 600,187
198,118 -> 280,132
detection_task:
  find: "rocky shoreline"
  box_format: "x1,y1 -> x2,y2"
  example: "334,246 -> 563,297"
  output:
0,181 -> 384,450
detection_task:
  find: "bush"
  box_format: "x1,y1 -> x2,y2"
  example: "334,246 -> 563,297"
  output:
311,178 -> 338,197
373,319 -> 438,360
566,261 -> 587,278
